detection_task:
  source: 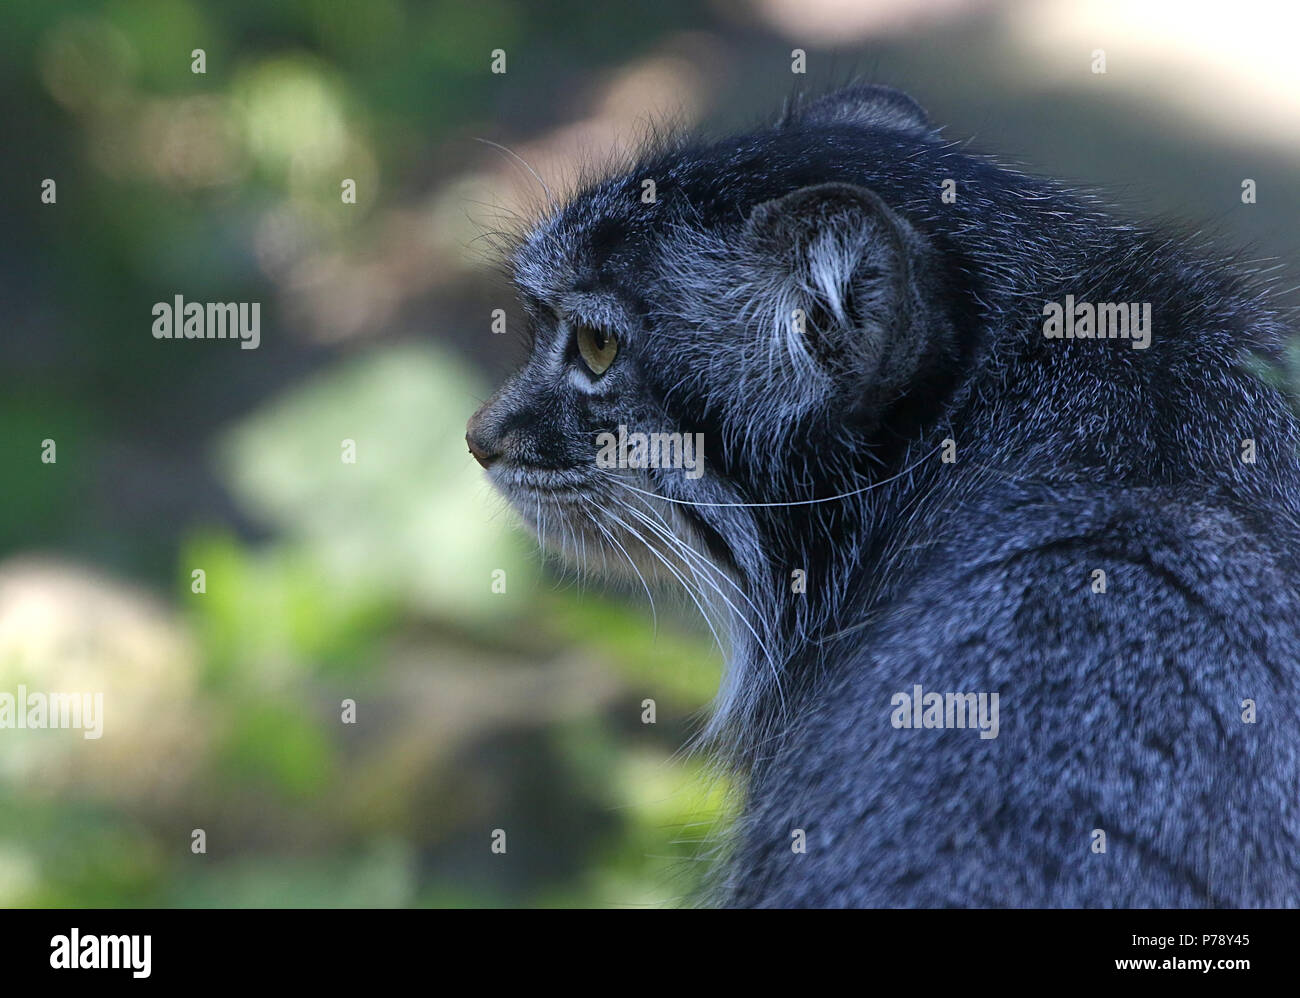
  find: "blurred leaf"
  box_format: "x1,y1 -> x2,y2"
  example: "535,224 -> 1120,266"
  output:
542,591 -> 722,710
169,839 -> 415,908
216,342 -> 537,628
216,698 -> 336,798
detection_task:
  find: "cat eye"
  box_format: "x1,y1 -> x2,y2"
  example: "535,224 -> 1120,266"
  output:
574,323 -> 619,376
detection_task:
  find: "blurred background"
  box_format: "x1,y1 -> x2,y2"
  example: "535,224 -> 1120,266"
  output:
3,0 -> 1298,907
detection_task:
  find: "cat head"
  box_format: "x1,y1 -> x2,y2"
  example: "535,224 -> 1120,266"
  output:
467,85 -> 956,597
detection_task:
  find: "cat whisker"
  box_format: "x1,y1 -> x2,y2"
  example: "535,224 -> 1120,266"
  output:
611,489 -> 778,665
578,496 -> 659,633
472,137 -> 556,208
597,503 -> 730,663
618,501 -> 788,722
595,479 -> 786,714
593,443 -> 940,509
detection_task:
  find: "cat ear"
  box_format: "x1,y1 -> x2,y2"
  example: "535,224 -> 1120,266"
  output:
741,182 -> 949,419
786,85 -> 930,135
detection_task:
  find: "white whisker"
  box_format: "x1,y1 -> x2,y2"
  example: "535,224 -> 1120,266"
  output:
594,444 -> 940,508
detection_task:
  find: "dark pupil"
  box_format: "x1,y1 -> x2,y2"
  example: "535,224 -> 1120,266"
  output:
590,328 -> 607,351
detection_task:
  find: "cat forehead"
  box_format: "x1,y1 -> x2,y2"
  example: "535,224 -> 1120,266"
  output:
511,176 -> 664,304
508,115 -> 929,304
508,130 -> 793,303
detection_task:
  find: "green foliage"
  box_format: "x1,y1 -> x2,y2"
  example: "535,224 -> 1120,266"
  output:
1,0 -> 729,909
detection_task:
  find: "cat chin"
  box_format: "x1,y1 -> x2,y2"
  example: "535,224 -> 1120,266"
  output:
489,461 -> 740,602
508,489 -> 716,592
524,509 -> 665,583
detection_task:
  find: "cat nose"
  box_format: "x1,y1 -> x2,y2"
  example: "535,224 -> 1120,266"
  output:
465,430 -> 499,468
466,407 -> 502,468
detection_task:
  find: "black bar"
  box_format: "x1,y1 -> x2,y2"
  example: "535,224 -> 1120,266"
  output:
0,908 -> 1282,984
